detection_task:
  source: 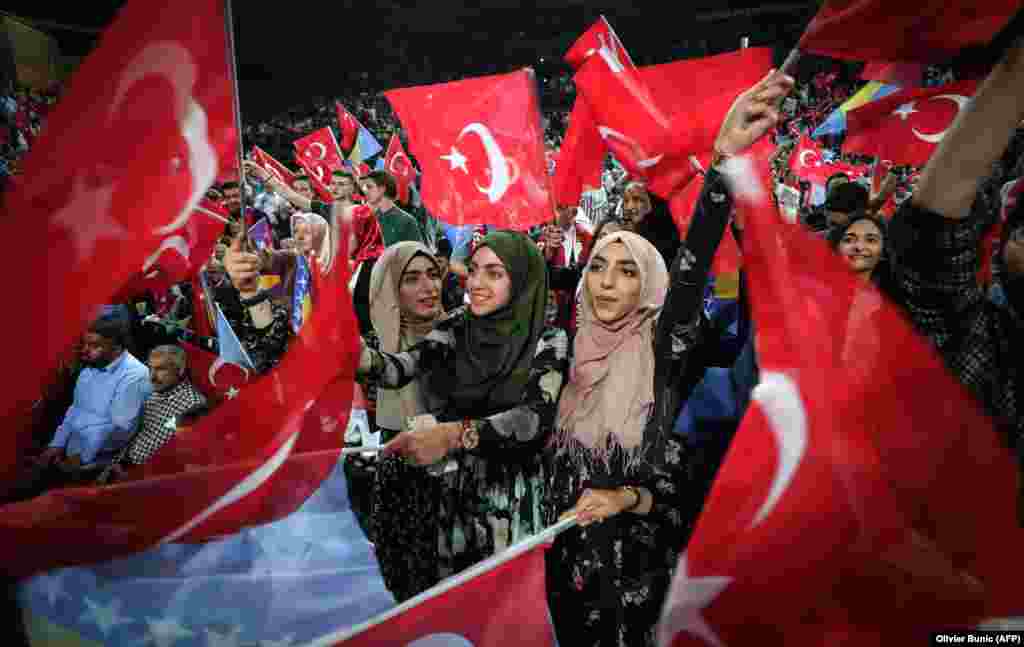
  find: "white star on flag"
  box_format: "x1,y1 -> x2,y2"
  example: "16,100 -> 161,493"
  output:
49,175 -> 129,262
892,102 -> 918,121
144,617 -> 194,647
80,597 -> 131,637
440,146 -> 469,174
204,625 -> 243,647
657,554 -> 732,647
226,386 -> 240,400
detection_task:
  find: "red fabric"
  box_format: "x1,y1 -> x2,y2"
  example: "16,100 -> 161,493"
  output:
294,153 -> 334,202
0,0 -> 237,489
0,0 -> 360,579
335,102 -> 359,152
293,127 -> 346,190
659,156 -> 1023,646
566,17 -> 772,200
251,146 -> 296,186
350,204 -> 384,264
845,81 -> 980,167
798,0 -> 1020,64
551,96 -> 604,207
337,544 -> 556,646
384,134 -> 415,204
859,61 -> 925,87
386,69 -> 554,229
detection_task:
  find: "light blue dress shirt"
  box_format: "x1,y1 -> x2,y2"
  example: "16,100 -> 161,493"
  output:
49,351 -> 152,464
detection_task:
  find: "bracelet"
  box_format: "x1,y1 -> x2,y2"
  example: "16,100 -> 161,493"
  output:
621,485 -> 641,512
460,419 -> 480,450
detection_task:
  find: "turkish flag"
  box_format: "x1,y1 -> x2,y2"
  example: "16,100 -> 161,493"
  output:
324,542 -> 556,646
567,18 -> 772,199
384,134 -> 415,204
251,145 -> 296,186
336,102 -> 360,152
386,69 -> 554,229
658,156 -> 1023,646
798,0 -> 1020,64
551,96 -> 604,208
845,81 -> 979,167
294,127 -> 346,189
0,0 -> 237,487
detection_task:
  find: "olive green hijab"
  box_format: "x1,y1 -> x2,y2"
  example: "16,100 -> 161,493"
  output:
432,230 -> 549,417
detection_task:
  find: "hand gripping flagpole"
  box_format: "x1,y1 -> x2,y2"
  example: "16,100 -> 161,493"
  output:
307,514 -> 581,646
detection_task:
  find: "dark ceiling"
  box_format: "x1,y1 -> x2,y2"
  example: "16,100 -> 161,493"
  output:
4,1 -> 818,119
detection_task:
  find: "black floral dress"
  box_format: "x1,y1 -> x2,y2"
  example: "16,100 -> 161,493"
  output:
544,168 -> 744,647
364,315 -> 569,602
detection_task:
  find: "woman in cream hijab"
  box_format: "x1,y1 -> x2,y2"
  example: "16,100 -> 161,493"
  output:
544,231 -> 690,647
363,241 -> 446,602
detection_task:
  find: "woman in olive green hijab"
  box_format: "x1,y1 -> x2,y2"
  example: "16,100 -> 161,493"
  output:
359,230 -> 568,599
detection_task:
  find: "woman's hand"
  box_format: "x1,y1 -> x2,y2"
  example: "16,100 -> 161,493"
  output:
714,69 -> 795,156
560,487 -> 638,527
224,236 -> 263,296
382,422 -> 461,465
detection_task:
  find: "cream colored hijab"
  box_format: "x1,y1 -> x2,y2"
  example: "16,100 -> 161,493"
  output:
369,241 -> 440,431
291,212 -> 335,275
555,231 -> 668,468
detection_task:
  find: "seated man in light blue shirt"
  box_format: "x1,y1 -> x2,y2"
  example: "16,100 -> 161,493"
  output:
7,317 -> 152,501
41,317 -> 152,468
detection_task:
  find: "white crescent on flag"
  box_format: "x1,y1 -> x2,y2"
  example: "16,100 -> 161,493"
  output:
459,123 -> 512,203
208,357 -> 251,388
911,94 -> 970,144
389,150 -> 410,176
309,142 -> 327,160
109,41 -> 218,236
748,371 -> 808,529
798,149 -> 818,168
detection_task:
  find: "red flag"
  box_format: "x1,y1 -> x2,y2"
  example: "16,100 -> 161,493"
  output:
336,102 -> 360,152
294,127 -> 346,189
294,153 -> 335,202
859,61 -> 925,87
384,134 -> 415,204
386,69 -> 554,229
551,96 -> 604,208
319,541 -> 556,646
845,81 -> 979,167
0,0 -> 237,487
0,217 -> 359,577
798,1 -> 1020,64
567,18 -> 773,199
251,146 -> 296,186
658,156 -> 1024,646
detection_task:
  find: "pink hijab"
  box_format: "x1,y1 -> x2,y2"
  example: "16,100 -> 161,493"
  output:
555,231 -> 668,469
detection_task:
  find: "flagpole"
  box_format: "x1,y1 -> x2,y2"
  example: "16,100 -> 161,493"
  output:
222,0 -> 254,250
307,515 -> 580,646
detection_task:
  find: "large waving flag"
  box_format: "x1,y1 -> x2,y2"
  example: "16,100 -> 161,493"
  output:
385,69 -> 554,229
658,156 -> 1024,646
797,1 -> 1021,64
550,96 -> 605,208
18,458 -> 395,646
0,0 -> 237,489
251,146 -> 297,186
310,519 -> 572,646
844,80 -> 980,167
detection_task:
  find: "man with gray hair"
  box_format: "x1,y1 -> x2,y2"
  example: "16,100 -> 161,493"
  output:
100,345 -> 207,481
